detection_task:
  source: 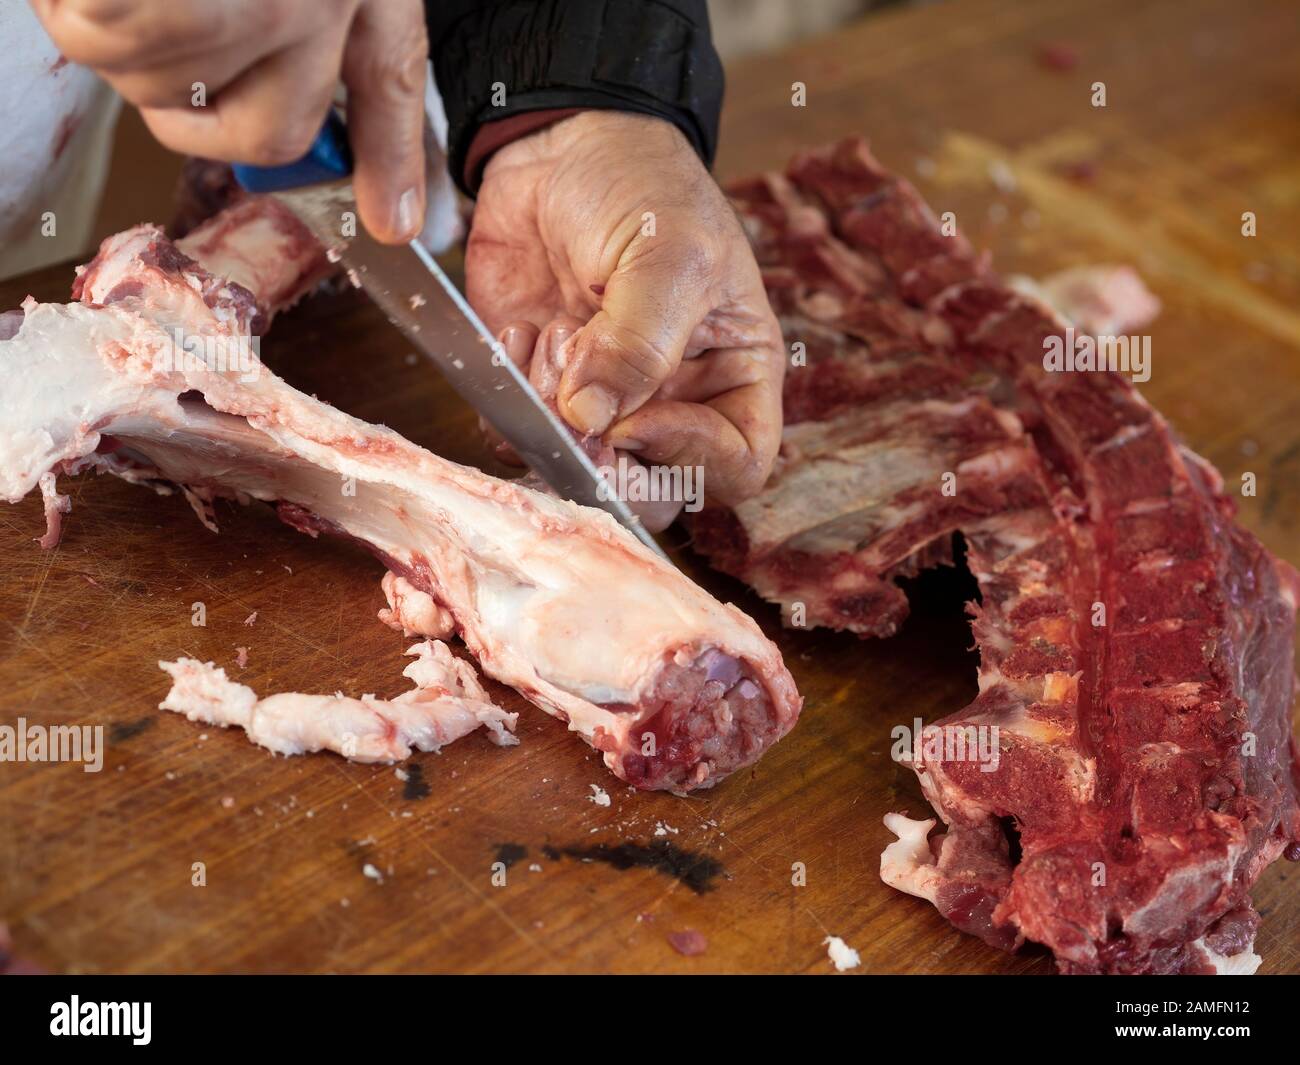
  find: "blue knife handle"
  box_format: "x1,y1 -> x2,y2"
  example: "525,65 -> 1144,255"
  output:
232,111 -> 353,192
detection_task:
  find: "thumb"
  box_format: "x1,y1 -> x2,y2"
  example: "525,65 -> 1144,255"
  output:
557,232 -> 717,435
342,0 -> 429,244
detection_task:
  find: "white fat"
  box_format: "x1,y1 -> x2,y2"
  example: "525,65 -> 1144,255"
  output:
1035,265 -> 1162,337
1279,579 -> 1297,612
880,813 -> 941,905
823,936 -> 861,972
158,641 -> 517,762
1193,935 -> 1262,976
1122,848 -> 1242,939
158,658 -> 258,730
378,571 -> 455,640
740,395 -> 1017,557
1093,422 -> 1150,455
1041,671 -> 1079,703
956,443 -> 1032,480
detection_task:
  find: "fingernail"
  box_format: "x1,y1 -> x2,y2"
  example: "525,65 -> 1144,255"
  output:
395,186 -> 421,240
566,383 -> 618,434
552,328 -> 575,369
501,326 -> 526,359
606,428 -> 646,451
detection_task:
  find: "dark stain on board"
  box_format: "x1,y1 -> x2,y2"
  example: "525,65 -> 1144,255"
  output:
342,838 -> 374,862
109,718 -> 155,743
402,763 -> 430,801
541,840 -> 725,894
494,843 -> 527,869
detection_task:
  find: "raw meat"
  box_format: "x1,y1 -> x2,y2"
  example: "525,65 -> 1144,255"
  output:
1011,264 -> 1162,338
172,197 -> 333,328
0,200 -> 801,793
71,195 -> 331,335
378,571 -> 456,639
706,139 -> 1300,973
159,640 -> 518,760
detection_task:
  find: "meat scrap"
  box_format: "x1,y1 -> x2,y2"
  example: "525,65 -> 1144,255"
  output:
36,471 -> 71,550
823,935 -> 861,972
0,200 -> 801,793
1011,264 -> 1162,338
0,922 -> 43,976
378,570 -> 455,640
159,640 -> 517,761
709,139 -> 1300,974
667,929 -> 708,957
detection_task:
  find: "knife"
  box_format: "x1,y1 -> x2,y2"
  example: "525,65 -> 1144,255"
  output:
231,112 -> 667,560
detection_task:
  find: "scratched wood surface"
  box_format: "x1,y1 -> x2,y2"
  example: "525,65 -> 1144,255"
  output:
1,0 -> 1297,974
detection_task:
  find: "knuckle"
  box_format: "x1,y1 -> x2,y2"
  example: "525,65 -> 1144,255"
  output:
667,233 -> 720,279
51,6 -> 228,73
724,453 -> 770,505
599,323 -> 673,385
73,2 -> 191,61
352,33 -> 428,98
722,404 -> 780,504
119,79 -> 190,110
54,0 -> 125,28
241,116 -> 319,165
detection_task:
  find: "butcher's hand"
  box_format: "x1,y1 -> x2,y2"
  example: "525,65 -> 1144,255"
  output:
31,0 -> 427,243
469,112 -> 785,507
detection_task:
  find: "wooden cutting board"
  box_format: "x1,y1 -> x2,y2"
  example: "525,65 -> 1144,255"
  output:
1,0 -> 1297,974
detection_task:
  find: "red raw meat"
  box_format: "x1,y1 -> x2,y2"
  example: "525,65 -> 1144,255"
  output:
705,139 -> 1300,974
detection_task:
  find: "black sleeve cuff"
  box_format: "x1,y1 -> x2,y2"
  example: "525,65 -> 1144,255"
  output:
427,0 -> 725,197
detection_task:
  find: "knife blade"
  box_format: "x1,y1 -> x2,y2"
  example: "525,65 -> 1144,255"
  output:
232,115 -> 667,560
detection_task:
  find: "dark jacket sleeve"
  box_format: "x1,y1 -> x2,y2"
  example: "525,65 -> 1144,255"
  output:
426,0 -> 724,196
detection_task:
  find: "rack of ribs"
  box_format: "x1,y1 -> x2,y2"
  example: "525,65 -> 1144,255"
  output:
696,139 -> 1300,973
0,200 -> 801,794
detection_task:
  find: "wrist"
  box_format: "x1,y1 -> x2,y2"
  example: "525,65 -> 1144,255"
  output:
429,1 -> 723,198
463,109 -> 586,193
488,111 -> 689,176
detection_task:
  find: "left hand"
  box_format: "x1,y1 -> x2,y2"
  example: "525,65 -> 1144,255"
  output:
466,111 -> 785,507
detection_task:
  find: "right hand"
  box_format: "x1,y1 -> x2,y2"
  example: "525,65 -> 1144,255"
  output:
31,0 -> 429,244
